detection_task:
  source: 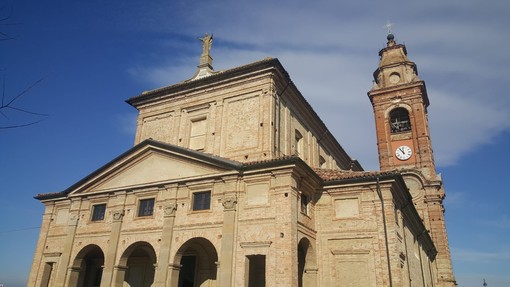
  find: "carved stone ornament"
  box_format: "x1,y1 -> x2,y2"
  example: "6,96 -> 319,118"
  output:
68,215 -> 78,226
112,210 -> 124,221
164,203 -> 178,217
222,196 -> 237,211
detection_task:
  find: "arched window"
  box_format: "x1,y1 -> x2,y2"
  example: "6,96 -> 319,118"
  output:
295,130 -> 303,156
319,156 -> 326,168
389,108 -> 411,133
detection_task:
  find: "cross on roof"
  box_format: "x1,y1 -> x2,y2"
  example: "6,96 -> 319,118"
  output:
384,21 -> 394,34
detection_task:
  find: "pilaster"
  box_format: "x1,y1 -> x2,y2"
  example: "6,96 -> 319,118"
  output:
218,194 -> 238,287
101,192 -> 126,287
153,202 -> 178,286
54,208 -> 80,287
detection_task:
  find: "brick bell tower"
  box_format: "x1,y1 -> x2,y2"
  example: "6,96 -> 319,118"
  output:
368,33 -> 456,286
368,33 -> 435,177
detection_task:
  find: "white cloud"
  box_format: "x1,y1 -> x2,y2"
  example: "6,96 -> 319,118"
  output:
125,0 -> 510,170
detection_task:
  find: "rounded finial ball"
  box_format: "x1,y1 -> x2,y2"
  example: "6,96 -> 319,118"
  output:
387,33 -> 395,41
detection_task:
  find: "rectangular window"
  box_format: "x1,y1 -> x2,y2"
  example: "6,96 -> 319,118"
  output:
193,191 -> 211,211
91,204 -> 106,221
189,118 -> 207,150
300,194 -> 309,215
138,198 -> 155,217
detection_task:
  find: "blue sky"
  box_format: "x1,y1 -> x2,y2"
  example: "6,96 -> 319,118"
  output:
1,0 -> 509,286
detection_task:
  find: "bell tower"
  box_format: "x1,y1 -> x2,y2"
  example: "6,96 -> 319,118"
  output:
368,33 -> 456,286
368,33 -> 436,177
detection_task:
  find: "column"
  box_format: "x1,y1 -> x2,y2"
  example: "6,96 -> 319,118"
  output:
54,213 -> 78,287
100,209 -> 124,286
153,203 -> 178,286
218,195 -> 237,287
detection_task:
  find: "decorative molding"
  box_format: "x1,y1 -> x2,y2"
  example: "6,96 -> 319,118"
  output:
112,210 -> 124,222
222,196 -> 237,211
240,241 -> 272,248
330,249 -> 370,256
164,203 -> 178,217
68,215 -> 79,226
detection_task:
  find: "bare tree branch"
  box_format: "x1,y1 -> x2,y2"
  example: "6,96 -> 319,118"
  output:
0,5 -> 46,129
0,77 -> 48,129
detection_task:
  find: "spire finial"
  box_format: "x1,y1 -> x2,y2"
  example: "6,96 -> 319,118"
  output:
383,21 -> 396,46
384,20 -> 394,34
191,33 -> 216,80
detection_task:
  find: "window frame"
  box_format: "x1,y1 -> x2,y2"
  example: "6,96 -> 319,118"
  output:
91,203 -> 107,221
295,130 -> 303,156
389,108 -> 411,134
300,194 -> 309,215
189,116 -> 207,151
138,198 -> 155,217
192,191 -> 211,211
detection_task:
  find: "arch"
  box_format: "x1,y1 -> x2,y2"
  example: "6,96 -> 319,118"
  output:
295,129 -> 304,156
116,241 -> 157,287
298,237 -> 317,287
68,244 -> 105,287
171,237 -> 218,287
389,107 -> 411,133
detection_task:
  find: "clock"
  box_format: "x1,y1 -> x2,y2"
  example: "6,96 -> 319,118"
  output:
395,145 -> 412,161
389,73 -> 401,84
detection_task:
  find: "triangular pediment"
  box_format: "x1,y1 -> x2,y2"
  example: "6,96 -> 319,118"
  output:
66,140 -> 240,196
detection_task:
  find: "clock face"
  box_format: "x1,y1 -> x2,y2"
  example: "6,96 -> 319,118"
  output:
389,73 -> 401,84
395,145 -> 412,161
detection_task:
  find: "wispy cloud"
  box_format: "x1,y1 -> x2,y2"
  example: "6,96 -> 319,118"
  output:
124,0 -> 510,170
452,247 -> 510,263
479,215 -> 510,229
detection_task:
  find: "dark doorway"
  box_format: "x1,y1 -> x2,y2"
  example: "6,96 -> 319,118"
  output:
178,256 -> 197,287
247,255 -> 265,287
173,237 -> 218,287
71,244 -> 105,287
124,244 -> 156,287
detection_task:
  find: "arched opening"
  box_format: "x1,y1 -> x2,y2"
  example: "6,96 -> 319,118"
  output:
117,241 -> 157,287
172,237 -> 218,287
295,130 -> 304,156
298,237 -> 317,287
389,108 -> 411,133
69,244 -> 105,287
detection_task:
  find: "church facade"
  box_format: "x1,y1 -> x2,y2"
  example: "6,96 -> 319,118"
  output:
28,34 -> 456,287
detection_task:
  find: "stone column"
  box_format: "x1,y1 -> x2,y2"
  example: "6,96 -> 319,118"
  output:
218,195 -> 237,287
167,263 -> 182,287
153,203 -> 178,287
112,265 -> 128,287
65,266 -> 81,287
100,209 -> 124,286
54,213 -> 79,287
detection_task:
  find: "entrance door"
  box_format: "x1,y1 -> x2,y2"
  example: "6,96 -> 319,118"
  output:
178,256 -> 197,287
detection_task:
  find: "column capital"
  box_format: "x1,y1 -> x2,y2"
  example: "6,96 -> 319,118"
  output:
112,210 -> 124,222
164,203 -> 178,217
221,196 -> 237,211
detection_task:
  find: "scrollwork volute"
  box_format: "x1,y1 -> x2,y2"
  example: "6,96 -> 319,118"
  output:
222,196 -> 237,211
112,210 -> 124,221
164,203 -> 178,217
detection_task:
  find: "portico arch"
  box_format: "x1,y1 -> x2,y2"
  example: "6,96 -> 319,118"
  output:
68,244 -> 105,287
170,237 -> 218,287
298,237 -> 317,287
115,241 -> 157,287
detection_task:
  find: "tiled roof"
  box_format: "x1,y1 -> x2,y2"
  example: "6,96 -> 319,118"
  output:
313,168 -> 398,182
127,57 -> 279,104
242,155 -> 297,166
